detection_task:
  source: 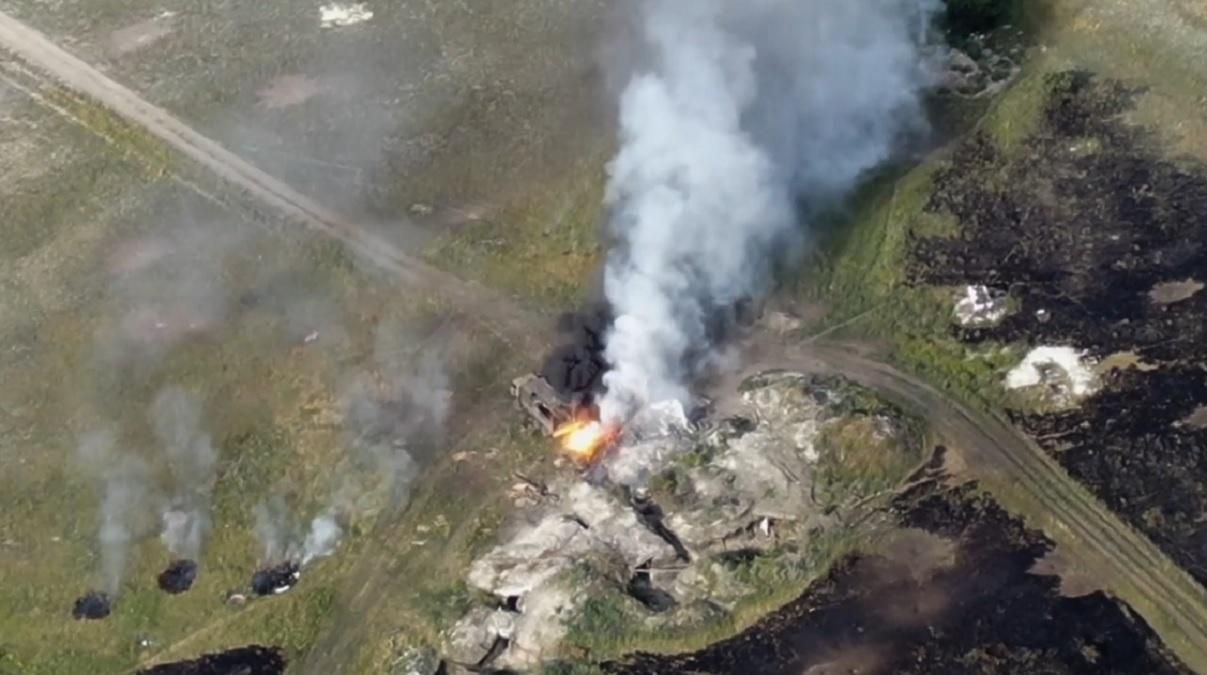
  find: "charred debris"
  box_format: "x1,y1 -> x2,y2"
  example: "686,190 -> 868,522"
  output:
158,559 -> 199,594
72,591 -> 112,620
73,556 -> 296,619
250,560 -> 301,597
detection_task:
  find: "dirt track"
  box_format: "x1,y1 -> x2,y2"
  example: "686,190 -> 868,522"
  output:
4,7 -> 1207,674
0,10 -> 550,358
747,339 -> 1207,673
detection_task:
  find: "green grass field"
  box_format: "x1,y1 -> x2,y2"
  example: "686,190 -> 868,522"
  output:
8,0 -> 1207,671
0,76 -> 563,672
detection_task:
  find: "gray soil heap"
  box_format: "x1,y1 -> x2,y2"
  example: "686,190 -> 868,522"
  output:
444,371 -> 924,670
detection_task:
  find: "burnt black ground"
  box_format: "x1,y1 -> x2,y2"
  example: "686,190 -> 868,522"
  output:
607,479 -> 1185,675
71,591 -> 111,620
137,645 -> 285,675
909,70 -> 1207,586
158,559 -> 199,594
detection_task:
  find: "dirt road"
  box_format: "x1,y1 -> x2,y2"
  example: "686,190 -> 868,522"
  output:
745,338 -> 1207,673
0,9 -> 550,358
4,6 -> 1207,673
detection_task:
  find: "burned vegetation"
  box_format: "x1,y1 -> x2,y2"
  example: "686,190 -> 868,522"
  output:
158,559 -> 199,594
909,71 -> 1207,585
72,591 -> 112,620
138,645 -> 286,675
610,477 -> 1186,675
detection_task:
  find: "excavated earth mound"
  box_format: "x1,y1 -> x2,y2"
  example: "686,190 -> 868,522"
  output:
444,371 -> 924,670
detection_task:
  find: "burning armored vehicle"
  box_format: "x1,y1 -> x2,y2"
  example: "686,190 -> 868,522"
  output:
510,374 -> 582,436
511,372 -> 711,465
511,373 -> 618,463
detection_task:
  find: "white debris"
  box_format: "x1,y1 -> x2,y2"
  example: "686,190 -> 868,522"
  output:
1006,346 -> 1099,397
496,582 -> 582,670
467,517 -> 588,598
453,369 -> 924,670
790,419 -> 821,462
273,570 -> 300,594
319,3 -> 373,28
564,482 -> 674,566
603,437 -> 689,487
445,607 -> 513,665
953,285 -> 1008,326
603,400 -> 693,486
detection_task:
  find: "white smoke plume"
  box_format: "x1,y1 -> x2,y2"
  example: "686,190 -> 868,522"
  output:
253,494 -> 299,564
599,0 -> 939,423
253,322 -> 452,566
252,501 -> 342,567
339,321 -> 452,496
151,386 -> 218,561
300,511 -> 343,565
76,430 -> 159,596
98,222 -> 246,372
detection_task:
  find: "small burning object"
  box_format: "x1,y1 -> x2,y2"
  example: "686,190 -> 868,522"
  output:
157,559 -> 199,594
553,416 -> 619,464
250,561 -> 300,596
73,591 -> 112,620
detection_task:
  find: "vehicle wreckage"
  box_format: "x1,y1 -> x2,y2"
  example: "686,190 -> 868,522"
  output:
511,372 -> 713,465
510,373 -> 618,463
510,373 -> 584,437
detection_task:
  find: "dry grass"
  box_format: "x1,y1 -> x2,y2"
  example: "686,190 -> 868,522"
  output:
425,141 -> 610,308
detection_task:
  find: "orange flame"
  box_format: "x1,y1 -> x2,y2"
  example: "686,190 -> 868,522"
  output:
553,419 -> 617,462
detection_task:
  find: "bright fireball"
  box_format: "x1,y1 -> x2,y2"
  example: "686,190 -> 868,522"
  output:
554,420 -> 614,461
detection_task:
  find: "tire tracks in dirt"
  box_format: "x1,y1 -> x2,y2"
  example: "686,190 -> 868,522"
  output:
746,338 -> 1207,673
4,9 -> 1207,673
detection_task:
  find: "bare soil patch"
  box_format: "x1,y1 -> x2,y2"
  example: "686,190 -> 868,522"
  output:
256,75 -> 325,111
